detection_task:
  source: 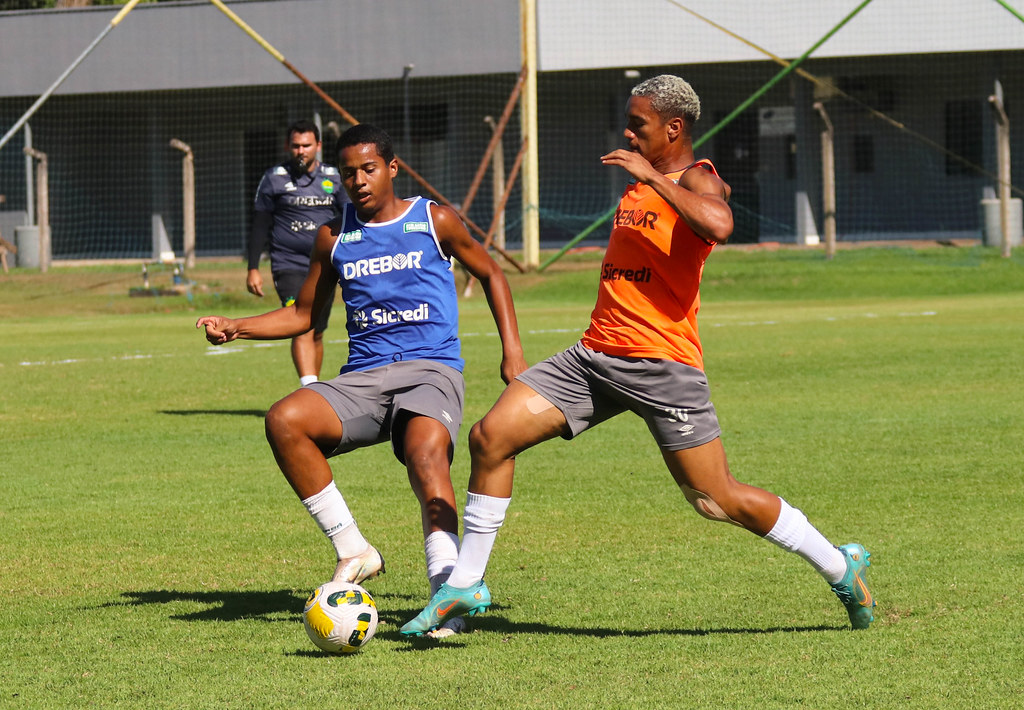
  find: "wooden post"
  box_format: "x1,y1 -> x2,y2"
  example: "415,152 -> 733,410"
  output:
814,102 -> 837,260
520,0 -> 540,268
461,66 -> 526,218
25,123 -> 35,226
988,80 -> 1012,258
24,147 -> 50,273
170,139 -> 196,268
484,116 -> 507,250
463,138 -> 528,297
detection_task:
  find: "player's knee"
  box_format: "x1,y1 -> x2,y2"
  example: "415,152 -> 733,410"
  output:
468,417 -> 505,464
264,398 -> 304,445
403,444 -> 449,480
679,484 -> 742,526
467,418 -> 486,455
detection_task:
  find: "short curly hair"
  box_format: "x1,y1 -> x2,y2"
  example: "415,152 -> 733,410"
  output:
337,123 -> 395,163
631,75 -> 701,124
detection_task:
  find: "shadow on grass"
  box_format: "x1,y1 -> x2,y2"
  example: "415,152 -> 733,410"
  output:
161,409 -> 268,418
465,615 -> 842,637
379,604 -> 842,649
105,589 -> 304,622
105,589 -> 425,624
105,590 -> 842,652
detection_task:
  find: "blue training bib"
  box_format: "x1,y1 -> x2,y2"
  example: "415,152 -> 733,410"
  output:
331,197 -> 463,373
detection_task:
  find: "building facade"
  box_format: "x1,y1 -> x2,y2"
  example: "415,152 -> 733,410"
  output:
0,0 -> 1020,259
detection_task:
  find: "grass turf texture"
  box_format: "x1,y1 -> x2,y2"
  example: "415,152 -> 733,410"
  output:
1,246 -> 1022,708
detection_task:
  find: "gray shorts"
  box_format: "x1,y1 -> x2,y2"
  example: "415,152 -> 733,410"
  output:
273,269 -> 334,334
306,360 -> 465,463
516,342 -> 721,451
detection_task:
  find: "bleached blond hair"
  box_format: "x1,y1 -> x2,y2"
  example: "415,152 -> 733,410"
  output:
631,74 -> 701,124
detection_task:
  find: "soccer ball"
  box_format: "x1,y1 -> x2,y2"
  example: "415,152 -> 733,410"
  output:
302,580 -> 379,654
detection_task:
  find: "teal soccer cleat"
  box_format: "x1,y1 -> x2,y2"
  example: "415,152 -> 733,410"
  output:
400,580 -> 491,637
831,543 -> 876,630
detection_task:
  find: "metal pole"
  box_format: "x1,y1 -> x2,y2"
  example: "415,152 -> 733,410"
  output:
402,64 -> 414,159
461,65 -> 527,216
463,138 -> 529,296
0,0 -> 142,152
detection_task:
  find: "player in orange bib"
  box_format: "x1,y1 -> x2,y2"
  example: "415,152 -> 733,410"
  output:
580,155 -> 721,370
402,75 -> 876,636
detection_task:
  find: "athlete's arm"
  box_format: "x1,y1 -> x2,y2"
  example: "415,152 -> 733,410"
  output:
600,149 -> 733,244
431,204 -> 527,384
246,210 -> 274,297
198,221 -> 339,345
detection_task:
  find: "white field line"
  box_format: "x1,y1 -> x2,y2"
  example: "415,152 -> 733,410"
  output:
9,313 -> 936,368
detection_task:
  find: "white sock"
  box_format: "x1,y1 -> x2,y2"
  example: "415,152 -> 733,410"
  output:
427,532 -> 468,636
300,480 -> 368,559
764,498 -> 848,584
445,492 -> 510,588
425,530 -> 460,594
299,374 -> 318,387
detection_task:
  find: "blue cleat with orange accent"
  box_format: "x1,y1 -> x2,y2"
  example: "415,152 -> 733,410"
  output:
831,543 -> 876,630
400,580 -> 491,637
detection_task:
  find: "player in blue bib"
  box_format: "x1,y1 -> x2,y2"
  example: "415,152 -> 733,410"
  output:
198,124 -> 526,638
332,195 -> 463,374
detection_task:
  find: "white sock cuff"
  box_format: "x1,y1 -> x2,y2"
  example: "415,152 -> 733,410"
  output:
301,480 -> 339,512
301,480 -> 354,538
446,494 -> 508,588
299,374 -> 319,386
424,530 -> 460,580
766,497 -> 848,583
463,492 -> 510,534
765,498 -> 807,552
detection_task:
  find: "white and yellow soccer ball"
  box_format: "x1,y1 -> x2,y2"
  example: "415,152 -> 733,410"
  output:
302,581 -> 378,654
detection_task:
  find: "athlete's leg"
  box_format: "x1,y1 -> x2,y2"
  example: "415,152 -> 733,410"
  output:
312,330 -> 325,376
290,329 -> 321,382
275,269 -> 324,384
307,285 -> 332,382
455,379 -> 570,581
265,387 -> 380,582
400,381 -> 570,636
661,437 -> 781,534
397,413 -> 465,636
265,387 -> 342,499
663,439 -> 875,628
467,379 -> 571,497
395,412 -> 459,538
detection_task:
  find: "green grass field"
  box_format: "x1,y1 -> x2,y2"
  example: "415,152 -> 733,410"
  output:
2,246 -> 1022,709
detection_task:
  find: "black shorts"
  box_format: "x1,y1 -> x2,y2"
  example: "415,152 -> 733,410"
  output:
273,269 -> 334,334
